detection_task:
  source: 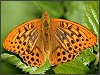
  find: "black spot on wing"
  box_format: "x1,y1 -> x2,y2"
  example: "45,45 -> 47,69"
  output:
68,47 -> 72,50
63,57 -> 66,61
78,34 -> 82,37
67,43 -> 70,46
62,51 -> 66,55
24,27 -> 28,32
19,41 -> 22,44
36,53 -> 39,57
36,59 -> 39,63
76,27 -> 79,31
57,58 -> 61,62
60,21 -> 64,28
57,52 -> 60,56
31,57 -> 34,61
16,36 -> 20,39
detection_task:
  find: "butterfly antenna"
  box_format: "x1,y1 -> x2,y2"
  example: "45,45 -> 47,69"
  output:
36,1 -> 44,13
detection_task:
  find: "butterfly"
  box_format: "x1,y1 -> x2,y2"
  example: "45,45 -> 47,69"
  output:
3,11 -> 97,67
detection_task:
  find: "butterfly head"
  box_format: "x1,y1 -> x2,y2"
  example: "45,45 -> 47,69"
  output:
42,11 -> 49,17
41,11 -> 51,28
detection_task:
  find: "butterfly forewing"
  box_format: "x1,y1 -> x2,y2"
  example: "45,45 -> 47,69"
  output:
52,19 -> 97,50
3,19 -> 46,67
48,19 -> 97,65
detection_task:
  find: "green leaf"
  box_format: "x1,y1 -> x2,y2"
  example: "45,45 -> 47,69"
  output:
1,62 -> 25,74
30,59 -> 51,74
1,53 -> 51,74
53,59 -> 90,74
76,48 -> 96,65
84,1 -> 99,35
64,1 -> 85,24
83,1 -> 99,66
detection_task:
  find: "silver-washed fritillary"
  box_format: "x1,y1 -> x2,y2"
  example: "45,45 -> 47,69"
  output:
3,11 -> 97,67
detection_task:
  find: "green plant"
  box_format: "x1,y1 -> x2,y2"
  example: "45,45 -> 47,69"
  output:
1,1 -> 99,74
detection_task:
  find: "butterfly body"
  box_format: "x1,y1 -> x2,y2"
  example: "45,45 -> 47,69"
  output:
3,11 -> 97,67
41,11 -> 51,52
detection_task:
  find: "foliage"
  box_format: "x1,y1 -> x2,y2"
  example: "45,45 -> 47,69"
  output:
1,53 -> 51,74
1,1 -> 99,74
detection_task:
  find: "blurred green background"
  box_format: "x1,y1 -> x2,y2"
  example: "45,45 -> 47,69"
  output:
1,1 -> 99,74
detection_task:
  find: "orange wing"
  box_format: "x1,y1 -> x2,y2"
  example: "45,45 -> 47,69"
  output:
48,19 -> 97,65
3,19 -> 46,67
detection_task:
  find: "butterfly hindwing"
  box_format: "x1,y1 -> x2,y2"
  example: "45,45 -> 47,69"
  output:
48,46 -> 77,65
19,33 -> 47,67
